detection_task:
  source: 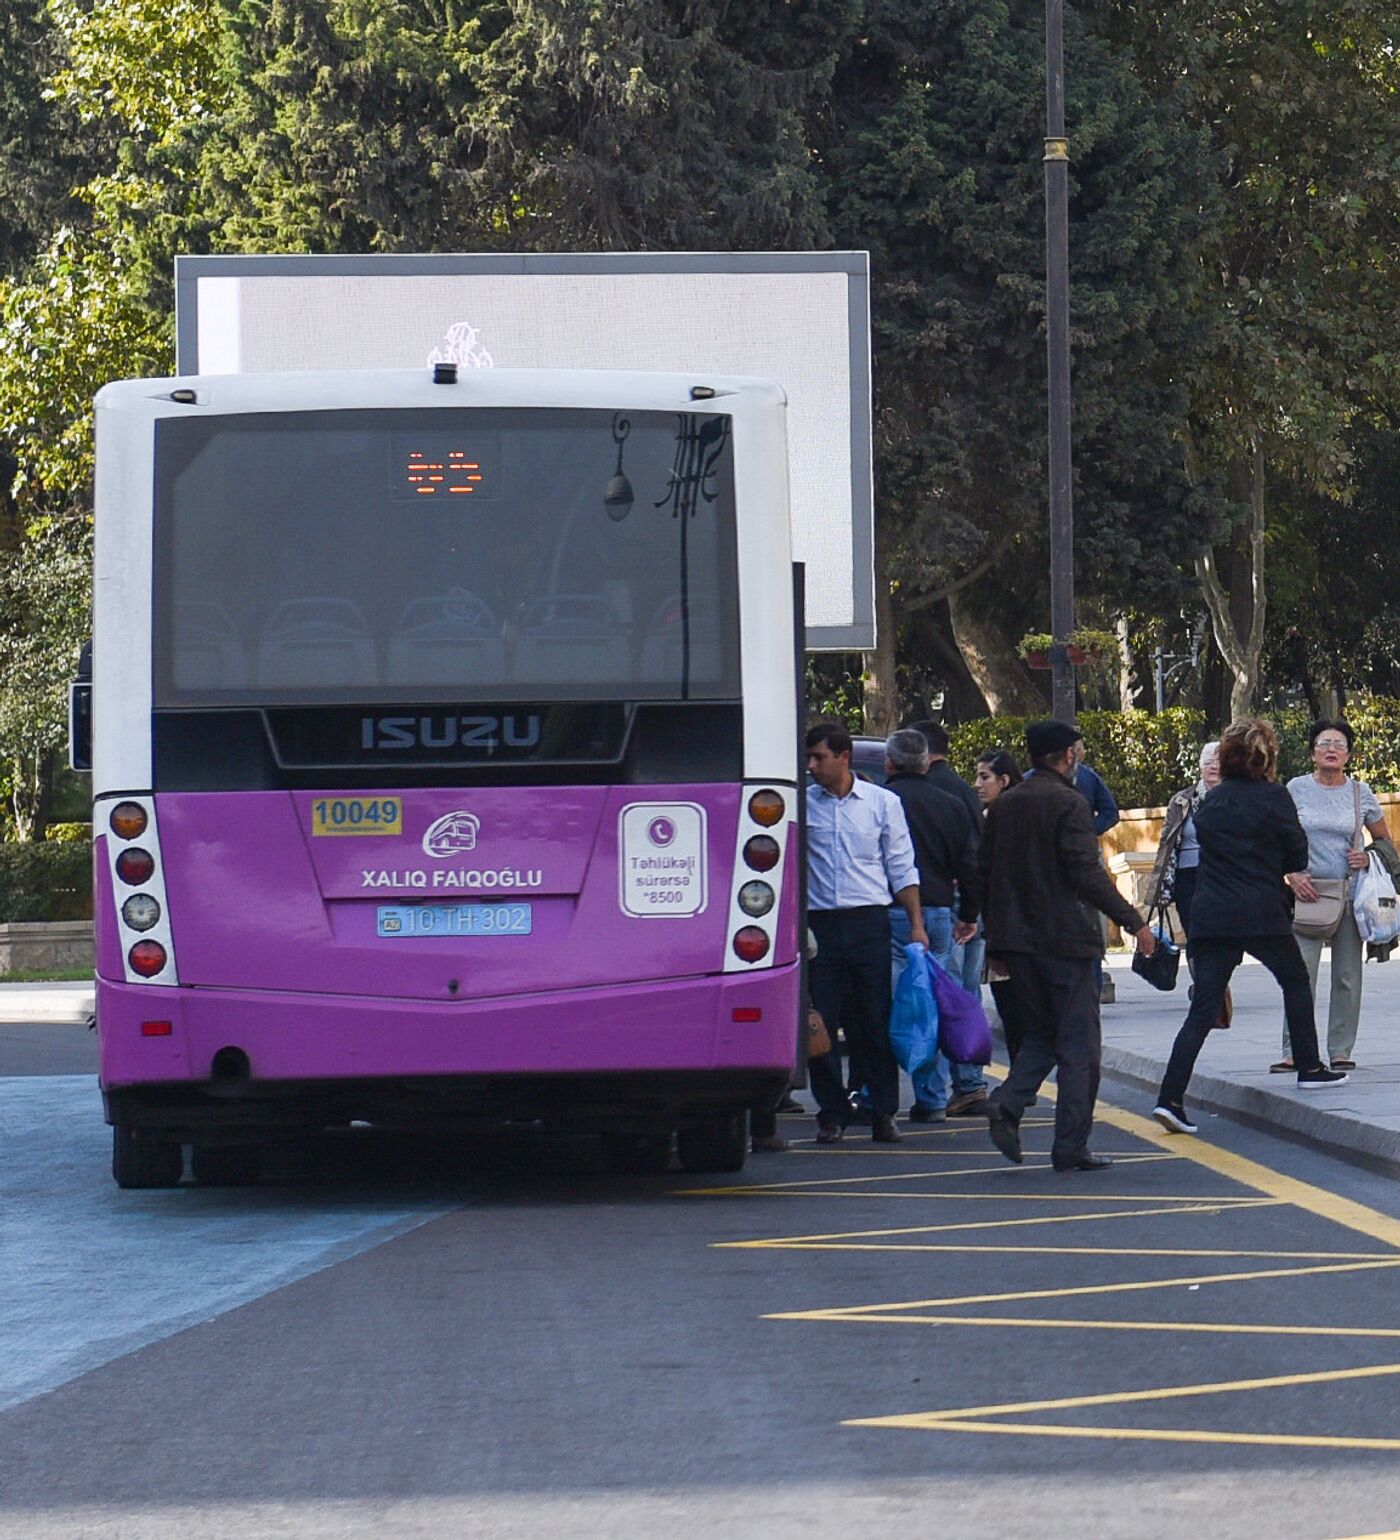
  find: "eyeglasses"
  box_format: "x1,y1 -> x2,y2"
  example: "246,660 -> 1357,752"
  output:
1314,739 -> 1349,751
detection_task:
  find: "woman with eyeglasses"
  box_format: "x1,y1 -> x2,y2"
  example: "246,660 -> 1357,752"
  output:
1272,718 -> 1390,1073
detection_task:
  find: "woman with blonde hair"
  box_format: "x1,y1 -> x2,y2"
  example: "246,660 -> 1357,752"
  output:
1153,719 -> 1347,1135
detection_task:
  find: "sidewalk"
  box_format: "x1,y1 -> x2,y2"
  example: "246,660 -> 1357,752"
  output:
0,982 -> 94,1025
1101,947 -> 1400,1171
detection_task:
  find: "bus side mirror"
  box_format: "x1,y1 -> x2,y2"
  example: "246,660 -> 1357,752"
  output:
69,639 -> 92,772
68,682 -> 92,772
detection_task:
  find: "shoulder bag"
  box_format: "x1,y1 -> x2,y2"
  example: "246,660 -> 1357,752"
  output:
1292,780 -> 1362,941
1131,904 -> 1181,992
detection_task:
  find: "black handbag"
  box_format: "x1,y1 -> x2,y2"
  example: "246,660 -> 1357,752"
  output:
1131,907 -> 1181,992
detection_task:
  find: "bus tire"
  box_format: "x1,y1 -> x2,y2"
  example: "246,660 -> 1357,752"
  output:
191,1144 -> 263,1187
112,1126 -> 184,1189
602,1129 -> 673,1175
676,1112 -> 748,1174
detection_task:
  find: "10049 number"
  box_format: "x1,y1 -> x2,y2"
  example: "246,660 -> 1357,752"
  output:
312,797 -> 402,836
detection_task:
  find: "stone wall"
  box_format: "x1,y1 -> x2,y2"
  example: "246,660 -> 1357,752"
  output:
0,920 -> 93,975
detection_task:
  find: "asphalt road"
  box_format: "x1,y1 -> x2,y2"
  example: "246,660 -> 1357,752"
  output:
6,1028 -> 1400,1539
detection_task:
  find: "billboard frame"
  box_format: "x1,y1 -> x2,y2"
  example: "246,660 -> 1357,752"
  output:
174,250 -> 874,650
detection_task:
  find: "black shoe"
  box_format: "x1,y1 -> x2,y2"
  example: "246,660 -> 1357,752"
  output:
1152,1102 -> 1198,1135
775,1095 -> 804,1115
815,1119 -> 843,1144
1054,1152 -> 1113,1172
986,1106 -> 1023,1165
872,1114 -> 903,1144
845,1095 -> 874,1126
1298,1067 -> 1349,1088
908,1104 -> 947,1124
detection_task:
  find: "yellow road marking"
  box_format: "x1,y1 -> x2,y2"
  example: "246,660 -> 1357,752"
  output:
681,1186 -> 1277,1203
717,1201 -> 1282,1239
981,1064 -> 1400,1254
848,1417 -> 1400,1452
850,1358 -> 1400,1423
765,1256 -> 1400,1318
722,1239 -> 1386,1261
784,1147 -> 1180,1162
771,1310 -> 1400,1339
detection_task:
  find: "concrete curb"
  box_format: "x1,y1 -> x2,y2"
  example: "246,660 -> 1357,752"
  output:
0,987 -> 94,1026
1100,1042 -> 1400,1174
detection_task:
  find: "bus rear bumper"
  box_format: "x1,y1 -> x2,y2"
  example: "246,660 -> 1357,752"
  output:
97,966 -> 800,1136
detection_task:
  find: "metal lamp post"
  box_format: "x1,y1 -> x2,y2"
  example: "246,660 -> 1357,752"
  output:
1045,0 -> 1075,723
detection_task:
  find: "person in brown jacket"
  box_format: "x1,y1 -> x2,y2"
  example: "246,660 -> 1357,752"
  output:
981,720 -> 1156,1171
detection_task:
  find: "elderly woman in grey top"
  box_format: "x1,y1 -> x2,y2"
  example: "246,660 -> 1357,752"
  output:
1273,718 -> 1390,1072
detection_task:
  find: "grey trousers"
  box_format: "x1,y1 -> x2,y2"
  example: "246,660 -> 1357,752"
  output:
1286,905 -> 1364,1060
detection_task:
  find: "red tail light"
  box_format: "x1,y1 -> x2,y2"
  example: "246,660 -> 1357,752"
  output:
129,941 -> 168,978
731,1007 -> 763,1022
732,927 -> 770,964
743,835 -> 780,872
141,1020 -> 173,1037
115,847 -> 155,885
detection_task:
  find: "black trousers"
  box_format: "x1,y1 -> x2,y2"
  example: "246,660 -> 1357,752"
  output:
808,906 -> 898,1118
1159,934 -> 1322,1106
987,952 -> 1101,1167
991,978 -> 1022,1065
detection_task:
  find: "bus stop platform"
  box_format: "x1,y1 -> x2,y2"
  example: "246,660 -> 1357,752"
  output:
1100,949 -> 1400,1174
0,983 -> 94,1025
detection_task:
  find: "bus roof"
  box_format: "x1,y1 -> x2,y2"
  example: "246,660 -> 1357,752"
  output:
95,368 -> 788,417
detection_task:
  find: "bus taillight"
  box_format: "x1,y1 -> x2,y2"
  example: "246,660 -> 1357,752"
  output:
129,941 -> 168,978
737,881 -> 775,918
732,927 -> 770,964
742,835 -> 780,872
110,802 -> 148,839
747,789 -> 785,827
115,848 -> 155,885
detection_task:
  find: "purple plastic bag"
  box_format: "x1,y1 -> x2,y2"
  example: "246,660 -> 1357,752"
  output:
926,955 -> 993,1065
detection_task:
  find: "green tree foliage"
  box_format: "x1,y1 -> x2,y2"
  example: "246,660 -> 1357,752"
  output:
1111,2 -> 1400,713
819,0 -> 1222,715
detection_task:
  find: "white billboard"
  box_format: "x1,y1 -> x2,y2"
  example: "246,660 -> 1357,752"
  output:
174,253 -> 873,649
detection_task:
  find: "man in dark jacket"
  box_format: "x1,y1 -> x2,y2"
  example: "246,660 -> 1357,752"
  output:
981,719 -> 1155,1171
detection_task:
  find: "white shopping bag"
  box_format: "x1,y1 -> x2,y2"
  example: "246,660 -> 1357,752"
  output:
1354,850 -> 1400,945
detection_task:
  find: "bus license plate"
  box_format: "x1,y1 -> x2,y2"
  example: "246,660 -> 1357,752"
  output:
377,904 -> 533,937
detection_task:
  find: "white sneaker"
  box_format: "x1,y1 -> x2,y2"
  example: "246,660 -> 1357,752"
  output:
1152,1103 -> 1198,1134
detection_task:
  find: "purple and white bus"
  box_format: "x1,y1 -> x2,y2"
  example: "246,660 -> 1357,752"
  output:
83,366 -> 801,1187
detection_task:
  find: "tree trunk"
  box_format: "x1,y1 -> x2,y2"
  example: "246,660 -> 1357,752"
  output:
10,751 -> 53,843
947,586 -> 1047,716
909,600 -> 990,724
862,519 -> 899,734
1114,616 -> 1137,712
1196,442 -> 1268,721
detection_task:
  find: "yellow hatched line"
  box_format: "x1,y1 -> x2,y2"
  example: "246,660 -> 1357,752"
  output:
772,1310 -> 1400,1340
784,1148 -> 1180,1162
717,1201 -> 1284,1240
722,1240 -> 1387,1261
848,1358 -> 1400,1425
851,1418 -> 1400,1453
765,1255 -> 1400,1319
680,1186 -> 1278,1203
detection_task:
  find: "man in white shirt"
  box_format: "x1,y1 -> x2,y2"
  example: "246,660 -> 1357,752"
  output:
806,722 -> 929,1144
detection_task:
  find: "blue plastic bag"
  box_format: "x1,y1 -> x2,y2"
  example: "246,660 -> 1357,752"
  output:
927,955 -> 993,1065
888,943 -> 940,1074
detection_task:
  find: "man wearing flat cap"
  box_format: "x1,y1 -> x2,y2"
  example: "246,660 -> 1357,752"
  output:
980,719 -> 1157,1171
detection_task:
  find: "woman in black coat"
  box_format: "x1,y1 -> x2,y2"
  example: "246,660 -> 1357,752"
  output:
1153,719 -> 1347,1134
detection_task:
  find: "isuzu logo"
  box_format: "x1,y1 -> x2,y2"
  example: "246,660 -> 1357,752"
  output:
423,811 -> 481,858
359,714 -> 542,752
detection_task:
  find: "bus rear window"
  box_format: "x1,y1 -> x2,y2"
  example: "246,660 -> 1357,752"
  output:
153,407 -> 740,706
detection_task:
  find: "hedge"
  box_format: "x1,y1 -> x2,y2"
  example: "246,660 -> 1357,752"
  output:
943,700 -> 1400,808
0,843 -> 92,922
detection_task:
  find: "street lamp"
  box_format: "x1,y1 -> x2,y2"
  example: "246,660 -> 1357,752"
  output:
1045,0 -> 1075,722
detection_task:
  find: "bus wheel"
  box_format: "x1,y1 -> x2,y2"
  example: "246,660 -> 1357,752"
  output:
676,1112 -> 748,1174
191,1144 -> 263,1187
112,1126 -> 184,1189
601,1129 -> 673,1175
